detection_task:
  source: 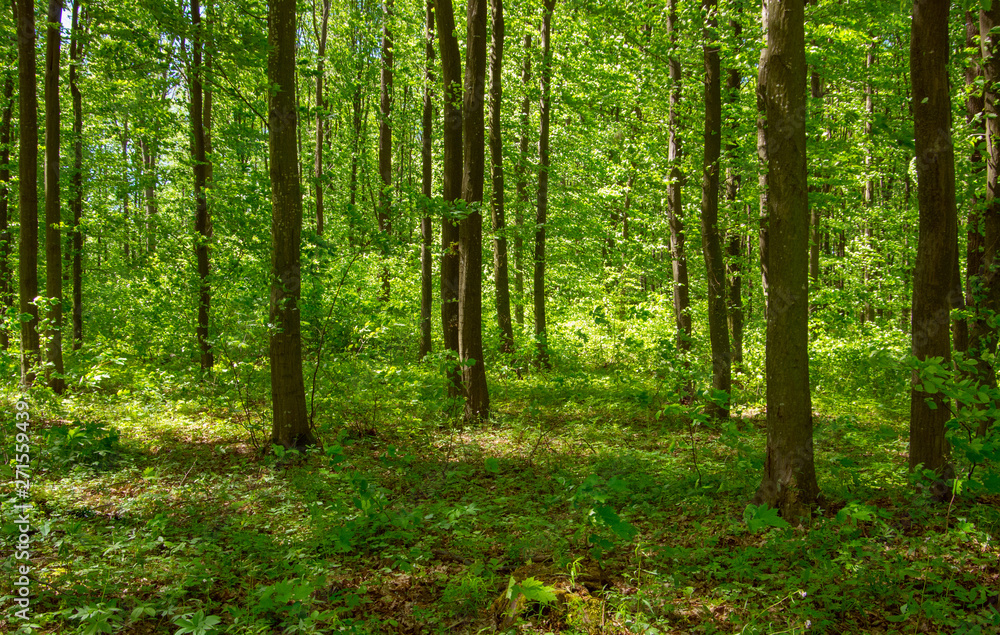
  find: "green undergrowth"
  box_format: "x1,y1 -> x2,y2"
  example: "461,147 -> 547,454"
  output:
0,356 -> 998,635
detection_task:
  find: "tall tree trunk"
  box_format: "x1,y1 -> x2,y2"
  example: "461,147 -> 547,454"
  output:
0,67 -> 12,351
460,0 -> 491,419
313,0 -> 330,234
349,62 -> 363,240
968,5 -> 1000,438
514,33 -> 531,329
908,0 -> 957,475
807,2 -> 823,295
69,0 -> 85,350
725,17 -> 743,370
667,0 -> 691,362
535,0 -> 556,368
862,41 -> 876,323
754,0 -> 819,519
268,0 -> 315,450
419,0 -> 435,359
15,0 -> 39,385
121,119 -> 130,261
378,0 -> 393,301
139,137 -> 157,255
700,0 -> 730,419
190,0 -> 213,370
436,0 -> 462,394
489,0 -> 513,355
44,0 -> 64,393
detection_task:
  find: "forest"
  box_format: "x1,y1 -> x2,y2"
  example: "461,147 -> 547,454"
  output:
1,0 -> 999,632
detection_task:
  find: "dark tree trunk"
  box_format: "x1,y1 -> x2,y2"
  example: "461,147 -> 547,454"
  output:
807,18 -> 823,294
489,0 -> 514,354
960,10 -> 985,357
268,0 -> 315,450
756,2 -> 769,318
15,0 -> 39,385
314,0 -> 330,234
0,67 -> 12,351
667,0 -> 691,360
754,0 -> 819,519
514,34 -> 532,329
190,0 -> 213,370
908,0 -> 956,474
349,62 -> 363,240
139,138 -> 157,255
700,0 -> 730,419
436,0 -> 462,393
378,0 -> 393,300
419,0 -> 434,359
44,0 -> 64,393
460,0 -> 490,419
725,17 -> 743,370
70,0 -> 85,350
534,0 -> 556,368
862,42 -> 876,323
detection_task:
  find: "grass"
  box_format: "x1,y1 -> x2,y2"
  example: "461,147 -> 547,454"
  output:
1,353 -> 999,634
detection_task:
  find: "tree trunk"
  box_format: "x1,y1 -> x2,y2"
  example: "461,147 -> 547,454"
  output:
0,67 -> 12,351
725,17 -> 743,370
268,0 -> 315,450
436,0 -> 462,394
908,0 -> 956,475
191,0 -> 213,371
314,0 -> 330,235
460,0 -> 491,419
489,0 -> 513,355
700,0 -> 730,419
378,0 -> 393,301
70,0 -> 85,350
44,0 -> 64,393
862,41 -> 876,323
754,0 -> 819,519
514,34 -> 532,329
419,0 -> 434,359
667,0 -> 691,362
534,0 -> 556,368
15,0 -> 39,385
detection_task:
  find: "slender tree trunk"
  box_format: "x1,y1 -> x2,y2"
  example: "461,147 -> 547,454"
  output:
437,0 -> 462,394
314,0 -> 330,234
514,34 -> 531,329
0,68 -> 12,351
70,0 -> 85,350
349,61 -> 363,240
535,0 -> 556,368
139,138 -> 157,255
460,0 -> 490,419
268,0 -> 315,450
190,0 -> 213,370
44,0 -> 64,393
725,17 -> 743,370
15,0 -> 39,385
701,0 -> 730,419
807,6 -> 823,295
419,0 -> 434,359
378,0 -> 393,301
489,0 -> 513,354
862,41 -> 876,323
121,119 -> 131,261
754,0 -> 819,519
908,0 -> 957,475
667,0 -> 691,363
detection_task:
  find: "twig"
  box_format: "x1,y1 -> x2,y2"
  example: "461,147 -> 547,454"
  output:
178,459 -> 198,487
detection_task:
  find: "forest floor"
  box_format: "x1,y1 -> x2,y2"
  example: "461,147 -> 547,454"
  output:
1,364 -> 999,634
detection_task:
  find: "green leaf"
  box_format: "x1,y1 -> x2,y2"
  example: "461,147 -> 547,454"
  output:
485,457 -> 500,473
512,577 -> 558,604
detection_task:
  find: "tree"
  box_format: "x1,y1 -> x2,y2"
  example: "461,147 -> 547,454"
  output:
44,0 -> 65,394
69,0 -> 86,350
514,33 -> 531,329
459,0 -> 490,419
312,0 -> 331,235
725,16 -> 743,369
15,0 -> 40,385
907,0 -> 956,475
534,0 -> 556,368
268,0 -> 315,449
488,0 -> 513,354
378,0 -> 393,300
0,63 -> 12,352
190,0 -> 213,371
419,0 -> 434,359
666,0 -> 691,368
754,0 -> 819,518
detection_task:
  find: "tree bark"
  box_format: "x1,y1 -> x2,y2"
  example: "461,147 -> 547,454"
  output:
44,0 -> 64,393
437,0 -> 462,393
756,1 -> 769,319
268,0 -> 315,450
666,0 -> 691,362
700,0 -> 730,419
514,34 -> 532,329
0,66 -> 12,351
725,17 -> 743,370
908,0 -> 956,474
69,0 -> 85,350
489,0 -> 513,355
378,0 -> 393,301
862,41 -> 876,323
191,0 -> 213,370
754,0 -> 819,518
313,0 -> 330,235
460,0 -> 491,419
535,0 -> 556,368
419,0 -> 434,359
15,0 -> 39,385
960,10 -> 984,357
